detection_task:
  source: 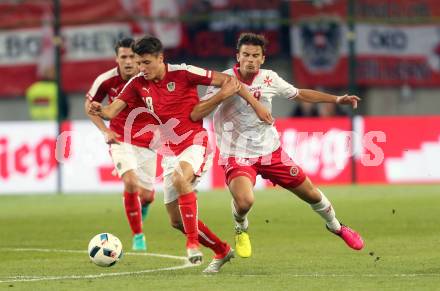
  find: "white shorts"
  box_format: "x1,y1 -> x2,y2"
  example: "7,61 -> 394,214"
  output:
110,142 -> 157,191
161,145 -> 212,204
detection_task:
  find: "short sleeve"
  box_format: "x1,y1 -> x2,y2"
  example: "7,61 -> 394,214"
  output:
86,78 -> 108,102
185,65 -> 213,86
201,85 -> 221,101
273,72 -> 299,100
116,77 -> 140,108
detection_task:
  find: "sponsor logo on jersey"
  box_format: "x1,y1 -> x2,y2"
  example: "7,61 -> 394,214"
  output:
167,82 -> 175,92
263,75 -> 273,87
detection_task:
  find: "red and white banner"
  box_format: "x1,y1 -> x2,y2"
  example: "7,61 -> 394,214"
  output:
0,0 -> 289,96
290,0 -> 440,87
0,0 -> 182,97
0,122 -> 57,193
276,118 -> 353,184
355,116 -> 440,183
1,117 -> 439,194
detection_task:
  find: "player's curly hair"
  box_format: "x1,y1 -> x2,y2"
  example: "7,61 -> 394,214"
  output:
132,35 -> 163,56
114,37 -> 135,55
236,33 -> 267,55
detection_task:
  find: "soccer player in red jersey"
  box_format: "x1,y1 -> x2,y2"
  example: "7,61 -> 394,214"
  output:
85,38 -> 156,251
193,33 -> 364,259
88,35 -> 272,273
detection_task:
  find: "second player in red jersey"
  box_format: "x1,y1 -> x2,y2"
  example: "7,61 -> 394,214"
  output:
85,38 -> 156,252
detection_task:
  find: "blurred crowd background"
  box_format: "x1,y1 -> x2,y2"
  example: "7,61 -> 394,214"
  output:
1,0 -> 440,121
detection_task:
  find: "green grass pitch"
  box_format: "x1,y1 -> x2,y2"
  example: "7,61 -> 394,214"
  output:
1,185 -> 439,290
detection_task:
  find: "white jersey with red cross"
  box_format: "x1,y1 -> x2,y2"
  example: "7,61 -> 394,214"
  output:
202,65 -> 298,158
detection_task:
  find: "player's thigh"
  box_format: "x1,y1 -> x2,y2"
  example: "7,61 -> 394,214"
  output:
177,145 -> 212,178
138,187 -> 155,202
161,145 -> 208,178
121,169 -> 139,186
189,153 -> 213,192
162,173 -> 179,204
173,161 -> 196,185
287,177 -> 321,204
258,148 -> 306,191
166,144 -> 212,186
161,168 -> 198,205
133,145 -> 157,191
228,175 -> 255,206
110,142 -> 137,178
161,145 -> 212,202
221,157 -> 257,206
221,156 -> 257,187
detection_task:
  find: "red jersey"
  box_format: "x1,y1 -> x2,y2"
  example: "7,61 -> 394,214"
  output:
117,63 -> 213,155
86,67 -> 154,148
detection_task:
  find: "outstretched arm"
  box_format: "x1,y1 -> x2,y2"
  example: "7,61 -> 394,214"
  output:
296,89 -> 361,109
87,99 -> 127,120
210,71 -> 274,124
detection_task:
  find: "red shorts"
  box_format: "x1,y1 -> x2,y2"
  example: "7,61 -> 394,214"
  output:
221,147 -> 306,189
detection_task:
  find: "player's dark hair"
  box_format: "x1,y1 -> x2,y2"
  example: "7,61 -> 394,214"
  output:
114,37 -> 135,55
236,33 -> 267,55
132,35 -> 163,56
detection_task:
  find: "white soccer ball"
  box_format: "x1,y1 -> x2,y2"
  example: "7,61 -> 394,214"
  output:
88,233 -> 123,267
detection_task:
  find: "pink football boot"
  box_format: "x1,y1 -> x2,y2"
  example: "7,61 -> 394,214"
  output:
328,224 -> 364,250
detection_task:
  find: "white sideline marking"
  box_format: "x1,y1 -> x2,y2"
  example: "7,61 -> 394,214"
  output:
228,273 -> 440,278
0,248 -> 196,283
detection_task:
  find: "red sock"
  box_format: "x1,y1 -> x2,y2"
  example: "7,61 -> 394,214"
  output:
198,220 -> 229,257
123,191 -> 142,235
178,192 -> 199,247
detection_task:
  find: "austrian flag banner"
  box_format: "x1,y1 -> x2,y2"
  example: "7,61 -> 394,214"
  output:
289,0 -> 440,87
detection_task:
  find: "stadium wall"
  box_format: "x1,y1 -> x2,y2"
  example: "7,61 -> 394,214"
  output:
1,117 -> 439,194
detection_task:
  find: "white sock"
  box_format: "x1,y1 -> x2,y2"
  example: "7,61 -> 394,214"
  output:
231,199 -> 249,231
310,189 -> 341,232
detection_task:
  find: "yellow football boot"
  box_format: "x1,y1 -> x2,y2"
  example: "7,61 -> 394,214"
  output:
234,226 -> 252,258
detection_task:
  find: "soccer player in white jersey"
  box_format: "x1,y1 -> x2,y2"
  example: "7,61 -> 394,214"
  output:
85,38 -> 156,251
193,33 -> 364,259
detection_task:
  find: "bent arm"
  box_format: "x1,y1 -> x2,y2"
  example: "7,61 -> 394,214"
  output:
99,99 -> 127,120
210,71 -> 229,87
192,75 -> 241,121
191,91 -> 228,121
210,71 -> 256,105
84,99 -> 109,132
210,71 -> 273,124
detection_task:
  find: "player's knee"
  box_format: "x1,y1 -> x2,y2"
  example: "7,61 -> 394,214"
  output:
309,188 -> 323,204
140,189 -> 155,203
235,195 -> 254,212
122,175 -> 139,193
